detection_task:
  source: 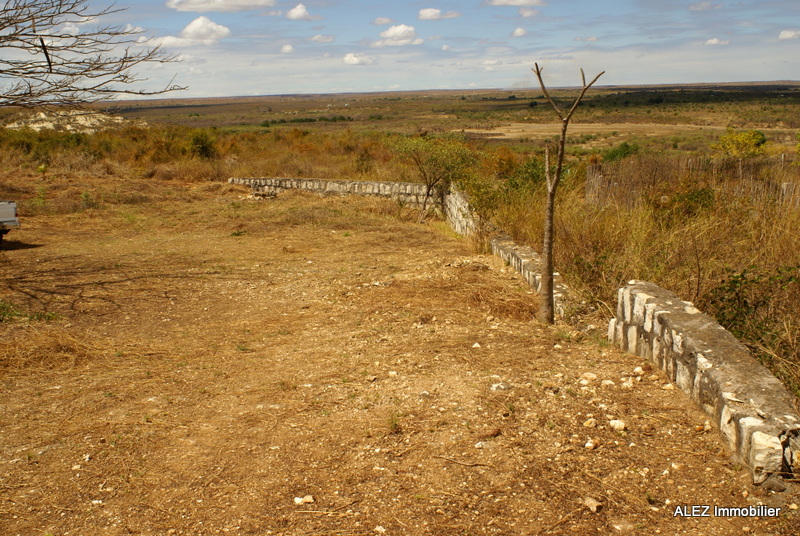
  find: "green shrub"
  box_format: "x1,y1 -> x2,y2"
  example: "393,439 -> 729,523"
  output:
603,141 -> 639,162
189,129 -> 217,159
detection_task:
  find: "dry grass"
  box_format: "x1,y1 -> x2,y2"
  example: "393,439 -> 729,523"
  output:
2,175 -> 798,535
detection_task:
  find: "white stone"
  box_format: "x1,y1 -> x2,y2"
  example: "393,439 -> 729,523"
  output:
696,354 -> 713,370
749,432 -> 783,483
609,420 -> 627,432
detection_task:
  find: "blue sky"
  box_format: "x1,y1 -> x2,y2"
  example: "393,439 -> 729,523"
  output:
101,0 -> 800,97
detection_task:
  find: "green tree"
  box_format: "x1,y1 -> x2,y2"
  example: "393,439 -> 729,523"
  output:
392,134 -> 477,221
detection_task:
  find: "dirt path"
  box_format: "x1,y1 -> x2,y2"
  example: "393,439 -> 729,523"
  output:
1,183 -> 798,535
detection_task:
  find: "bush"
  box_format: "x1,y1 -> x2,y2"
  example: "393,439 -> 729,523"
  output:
189,129 -> 217,159
706,265 -> 800,395
603,141 -> 639,162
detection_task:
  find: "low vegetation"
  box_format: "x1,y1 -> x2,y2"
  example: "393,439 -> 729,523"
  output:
2,83 -> 799,396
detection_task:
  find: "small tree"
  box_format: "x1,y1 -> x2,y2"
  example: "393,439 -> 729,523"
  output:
532,63 -> 604,323
0,0 -> 183,108
392,134 -> 477,222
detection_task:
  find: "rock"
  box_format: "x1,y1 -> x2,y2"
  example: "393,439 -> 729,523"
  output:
601,380 -> 615,387
583,418 -> 597,428
490,382 -> 512,392
788,503 -> 798,510
621,378 -> 635,389
750,432 -> 784,485
580,372 -> 598,382
662,383 -> 675,390
582,497 -> 603,513
584,439 -> 597,450
294,495 -> 314,505
474,441 -> 489,449
609,420 -> 627,432
633,366 -> 644,375
472,342 -> 482,348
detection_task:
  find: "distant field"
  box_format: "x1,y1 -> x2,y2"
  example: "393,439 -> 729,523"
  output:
102,82 -> 800,153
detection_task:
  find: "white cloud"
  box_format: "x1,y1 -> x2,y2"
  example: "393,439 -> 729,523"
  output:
704,37 -> 729,45
281,44 -> 294,53
689,1 -> 722,11
182,16 -> 231,42
148,16 -> 230,47
343,53 -> 376,65
519,8 -> 539,17
418,8 -> 460,20
286,3 -> 319,21
311,34 -> 335,43
511,27 -> 527,37
373,24 -> 424,47
779,30 -> 800,40
575,36 -> 598,42
166,0 -> 275,12
373,17 -> 394,25
486,0 -> 546,6
441,44 -> 450,51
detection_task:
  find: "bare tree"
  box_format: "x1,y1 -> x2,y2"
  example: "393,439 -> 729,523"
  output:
0,0 -> 184,108
532,63 -> 604,323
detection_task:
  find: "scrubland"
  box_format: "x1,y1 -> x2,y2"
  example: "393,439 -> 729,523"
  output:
2,83 -> 800,397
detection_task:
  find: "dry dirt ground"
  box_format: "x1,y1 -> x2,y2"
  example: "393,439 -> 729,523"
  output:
1,179 -> 799,536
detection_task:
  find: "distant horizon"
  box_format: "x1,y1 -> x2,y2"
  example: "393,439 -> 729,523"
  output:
108,79 -> 800,104
100,1 -> 800,98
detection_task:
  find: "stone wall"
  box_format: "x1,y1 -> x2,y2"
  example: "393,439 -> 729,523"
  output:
609,281 -> 800,485
489,235 -> 569,318
229,177 -> 432,207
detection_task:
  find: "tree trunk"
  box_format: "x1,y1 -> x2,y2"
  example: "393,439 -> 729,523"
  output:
539,187 -> 557,323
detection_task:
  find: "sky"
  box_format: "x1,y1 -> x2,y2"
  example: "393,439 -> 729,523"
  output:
95,0 -> 800,97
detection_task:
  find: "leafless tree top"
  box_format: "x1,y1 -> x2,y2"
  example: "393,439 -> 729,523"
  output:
0,0 -> 185,108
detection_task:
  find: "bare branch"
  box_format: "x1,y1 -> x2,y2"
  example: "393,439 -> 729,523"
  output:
0,0 -> 184,108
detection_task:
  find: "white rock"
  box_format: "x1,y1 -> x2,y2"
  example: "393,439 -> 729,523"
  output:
584,439 -> 597,450
601,380 -> 615,387
294,495 -> 314,505
749,432 -> 783,483
621,378 -> 635,389
472,342 -> 481,348
609,420 -> 627,432
580,372 -> 598,382
474,441 -> 489,449
583,418 -> 597,428
633,366 -> 644,375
